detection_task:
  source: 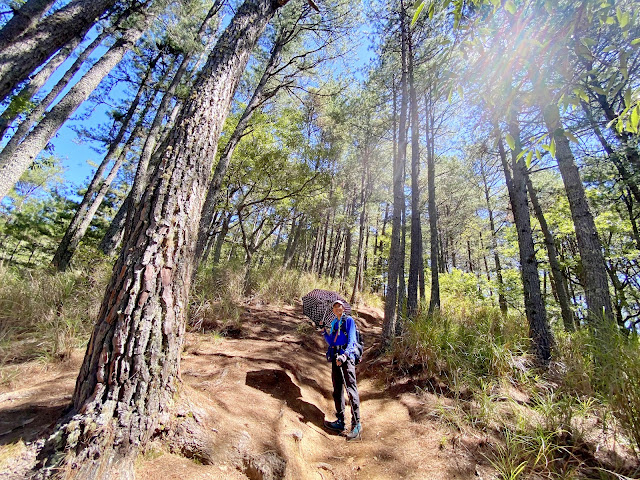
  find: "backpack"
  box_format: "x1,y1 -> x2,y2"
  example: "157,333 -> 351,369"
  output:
340,316 -> 364,365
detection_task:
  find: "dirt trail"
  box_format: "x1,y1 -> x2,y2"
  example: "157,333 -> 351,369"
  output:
0,303 -> 488,479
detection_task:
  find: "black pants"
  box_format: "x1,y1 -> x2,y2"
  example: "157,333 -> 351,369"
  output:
331,357 -> 361,426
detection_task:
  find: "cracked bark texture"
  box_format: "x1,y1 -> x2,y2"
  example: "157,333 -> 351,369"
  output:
33,0 -> 282,478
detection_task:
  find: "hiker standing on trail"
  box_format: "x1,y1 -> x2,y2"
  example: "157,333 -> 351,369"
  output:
323,299 -> 362,440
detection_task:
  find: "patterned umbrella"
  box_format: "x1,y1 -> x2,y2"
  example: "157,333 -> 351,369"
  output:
302,289 -> 351,329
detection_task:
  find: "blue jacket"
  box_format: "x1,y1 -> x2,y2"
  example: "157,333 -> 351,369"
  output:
323,314 -> 357,362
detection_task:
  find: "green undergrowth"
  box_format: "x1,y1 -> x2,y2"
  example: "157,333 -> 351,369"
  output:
390,302 -> 640,479
0,261 -> 111,368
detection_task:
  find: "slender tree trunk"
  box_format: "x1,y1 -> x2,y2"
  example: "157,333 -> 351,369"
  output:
542,101 -> 613,327
52,53 -> 159,271
479,156 -> 507,316
351,152 -> 369,304
34,0 -> 282,477
0,35 -> 82,140
100,195 -> 128,255
212,213 -> 231,265
497,119 -> 552,366
407,29 -> 422,317
526,173 -> 576,332
383,5 -> 409,345
425,90 -> 440,314
0,0 -> 118,103
0,20 -> 146,201
0,29 -> 109,171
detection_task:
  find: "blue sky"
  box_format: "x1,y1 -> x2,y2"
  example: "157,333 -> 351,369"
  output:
5,10 -> 376,197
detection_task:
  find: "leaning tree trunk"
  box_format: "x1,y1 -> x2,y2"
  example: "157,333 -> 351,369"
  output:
407,29 -> 422,318
351,151 -> 369,304
52,54 -> 160,271
126,0 -> 221,219
0,20 -> 145,201
383,2 -> 409,346
194,31 -> 285,265
0,28 -> 109,173
526,173 -> 576,332
0,34 -> 82,140
0,0 -> 58,51
0,0 -> 118,103
542,101 -> 613,327
33,0 -> 282,478
498,119 -> 553,366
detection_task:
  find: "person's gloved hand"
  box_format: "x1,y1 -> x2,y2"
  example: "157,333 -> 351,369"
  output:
336,354 -> 347,366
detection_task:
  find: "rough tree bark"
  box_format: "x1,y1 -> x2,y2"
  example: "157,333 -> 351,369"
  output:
0,0 -> 118,103
33,0 -> 283,478
498,119 -> 553,366
0,20 -> 145,201
0,0 -> 58,51
194,26 -> 286,266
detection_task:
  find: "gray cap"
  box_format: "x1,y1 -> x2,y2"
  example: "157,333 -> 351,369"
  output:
332,299 -> 345,307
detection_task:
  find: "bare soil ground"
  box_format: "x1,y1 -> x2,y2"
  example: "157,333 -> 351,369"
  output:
0,302 -> 494,480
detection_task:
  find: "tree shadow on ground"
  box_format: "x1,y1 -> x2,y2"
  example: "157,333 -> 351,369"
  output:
245,369 -> 325,429
0,403 -> 68,446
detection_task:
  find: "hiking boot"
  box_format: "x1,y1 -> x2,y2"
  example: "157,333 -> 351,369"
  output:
323,418 -> 346,432
346,423 -> 362,441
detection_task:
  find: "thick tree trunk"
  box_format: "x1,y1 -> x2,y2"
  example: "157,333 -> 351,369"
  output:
406,30 -> 422,318
0,0 -> 118,103
0,0 -> 58,51
542,102 -> 613,327
526,173 -> 576,332
52,54 -> 159,271
0,21 -> 144,201
126,1 -> 221,222
498,119 -> 552,366
383,6 -> 409,345
34,0 -> 281,477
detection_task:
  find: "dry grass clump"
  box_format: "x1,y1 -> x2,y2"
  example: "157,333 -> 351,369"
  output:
0,260 -> 111,365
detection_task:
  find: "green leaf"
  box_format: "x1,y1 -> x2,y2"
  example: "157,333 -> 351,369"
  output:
428,2 -> 435,19
504,0 -> 516,14
535,149 -> 542,162
632,38 -> 640,46
564,130 -> 579,144
525,150 -> 533,169
602,45 -> 616,52
505,133 -> 516,150
625,88 -> 632,107
411,1 -> 425,27
457,85 -> 464,99
550,137 -> 557,158
630,105 -> 640,134
581,37 -> 597,47
617,7 -> 629,28
605,16 -> 616,24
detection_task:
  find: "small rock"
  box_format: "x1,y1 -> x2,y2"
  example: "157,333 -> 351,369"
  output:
291,429 -> 303,442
